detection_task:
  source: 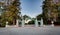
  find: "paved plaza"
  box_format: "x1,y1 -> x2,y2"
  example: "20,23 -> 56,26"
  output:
0,26 -> 60,35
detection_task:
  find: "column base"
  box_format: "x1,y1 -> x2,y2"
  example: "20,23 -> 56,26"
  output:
6,25 -> 8,27
51,24 -> 54,27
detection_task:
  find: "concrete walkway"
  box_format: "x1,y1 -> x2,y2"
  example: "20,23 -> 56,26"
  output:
0,26 -> 60,35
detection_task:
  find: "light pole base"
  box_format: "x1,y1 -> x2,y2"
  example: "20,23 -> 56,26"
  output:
51,24 -> 54,27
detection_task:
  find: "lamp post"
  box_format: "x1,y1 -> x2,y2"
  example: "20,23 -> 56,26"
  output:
51,21 -> 54,27
6,21 -> 8,27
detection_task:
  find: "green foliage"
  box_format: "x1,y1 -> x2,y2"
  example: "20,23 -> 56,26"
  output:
23,15 -> 31,20
0,21 -> 5,26
0,0 -> 20,26
36,14 -> 43,20
42,0 -> 60,24
28,20 -> 35,25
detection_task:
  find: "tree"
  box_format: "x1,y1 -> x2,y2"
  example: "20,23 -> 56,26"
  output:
1,0 -> 21,25
23,15 -> 31,20
42,0 -> 50,25
42,0 -> 60,25
0,2 -> 6,27
42,0 -> 55,24
36,14 -> 42,20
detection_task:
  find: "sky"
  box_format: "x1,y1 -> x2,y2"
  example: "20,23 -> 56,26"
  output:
20,0 -> 44,18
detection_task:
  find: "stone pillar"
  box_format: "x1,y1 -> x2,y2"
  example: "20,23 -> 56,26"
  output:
35,19 -> 38,27
21,16 -> 25,27
16,19 -> 19,27
40,18 -> 43,26
6,21 -> 8,27
22,19 -> 25,27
